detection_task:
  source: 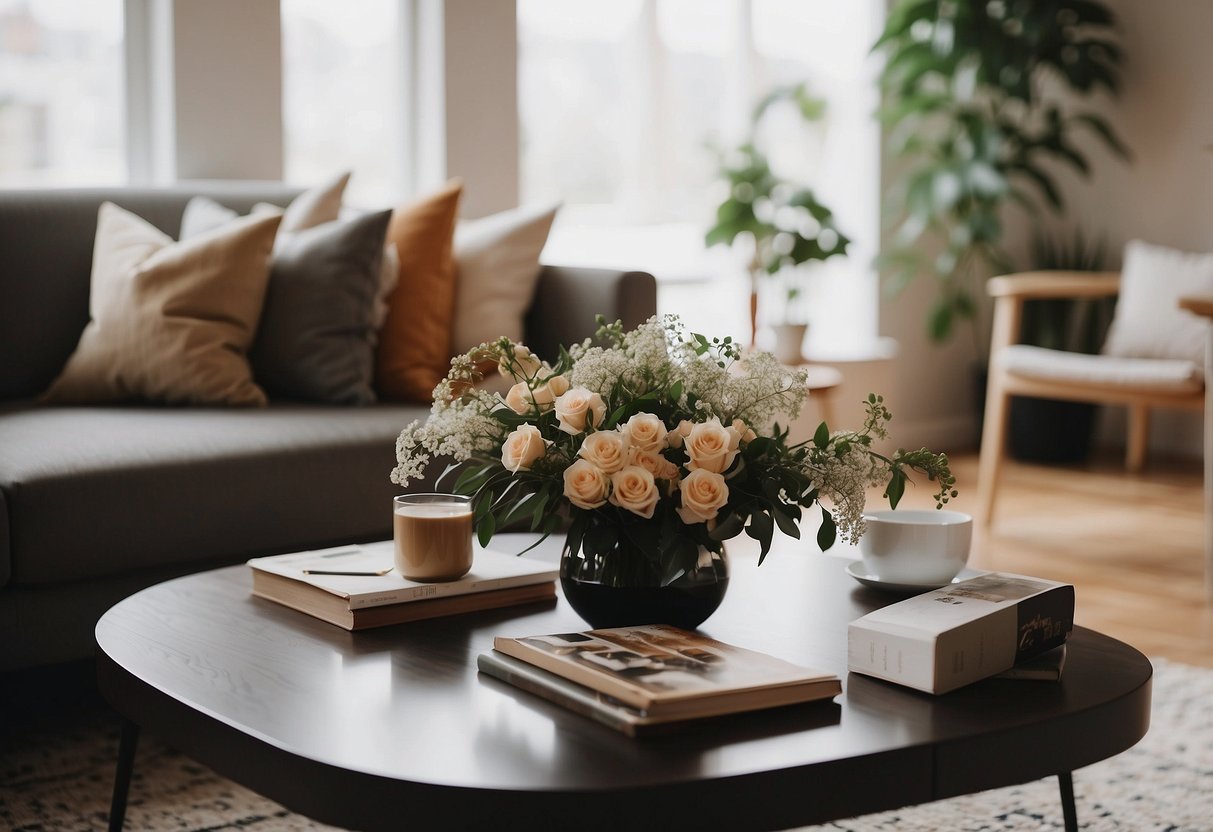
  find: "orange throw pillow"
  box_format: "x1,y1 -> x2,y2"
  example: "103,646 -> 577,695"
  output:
375,181 -> 463,401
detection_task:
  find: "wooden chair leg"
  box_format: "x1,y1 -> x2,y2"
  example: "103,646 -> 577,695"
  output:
977,378 -> 1012,528
1126,405 -> 1150,473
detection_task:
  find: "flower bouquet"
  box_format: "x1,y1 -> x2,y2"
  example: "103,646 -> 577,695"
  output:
391,316 -> 955,627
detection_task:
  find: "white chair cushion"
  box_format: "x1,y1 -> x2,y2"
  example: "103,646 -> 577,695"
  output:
1102,239 -> 1213,370
1000,344 -> 1203,393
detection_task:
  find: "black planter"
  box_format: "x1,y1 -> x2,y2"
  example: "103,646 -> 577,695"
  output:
1008,397 -> 1097,463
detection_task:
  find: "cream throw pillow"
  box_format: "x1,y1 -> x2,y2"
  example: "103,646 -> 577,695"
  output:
42,202 -> 282,406
451,203 -> 559,355
1103,239 -> 1213,371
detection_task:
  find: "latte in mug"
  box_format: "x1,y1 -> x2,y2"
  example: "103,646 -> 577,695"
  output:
393,494 -> 473,582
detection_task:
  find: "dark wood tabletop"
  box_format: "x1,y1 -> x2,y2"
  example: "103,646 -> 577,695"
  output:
95,534 -> 1152,831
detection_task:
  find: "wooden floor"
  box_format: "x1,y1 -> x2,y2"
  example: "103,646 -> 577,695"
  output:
881,451 -> 1213,668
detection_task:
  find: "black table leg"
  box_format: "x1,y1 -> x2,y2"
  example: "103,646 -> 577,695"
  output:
1058,771 -> 1078,832
108,718 -> 139,832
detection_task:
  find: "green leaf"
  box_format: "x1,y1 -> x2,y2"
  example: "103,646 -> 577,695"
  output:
813,421 -> 830,447
773,505 -> 801,539
885,470 -> 907,509
746,511 -> 774,563
476,510 -> 496,550
709,512 -> 745,541
816,510 -> 837,551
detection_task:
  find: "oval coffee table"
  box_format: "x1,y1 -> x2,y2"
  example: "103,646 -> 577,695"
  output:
95,534 -> 1151,831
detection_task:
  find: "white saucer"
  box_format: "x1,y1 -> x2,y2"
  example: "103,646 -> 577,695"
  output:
845,561 -> 985,594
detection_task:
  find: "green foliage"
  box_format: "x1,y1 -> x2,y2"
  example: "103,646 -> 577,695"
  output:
875,0 -> 1130,351
1022,228 -> 1115,353
706,83 -> 851,318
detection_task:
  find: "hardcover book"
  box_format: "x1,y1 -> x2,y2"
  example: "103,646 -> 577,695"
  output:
248,542 -> 558,630
489,624 -> 840,722
847,571 -> 1074,694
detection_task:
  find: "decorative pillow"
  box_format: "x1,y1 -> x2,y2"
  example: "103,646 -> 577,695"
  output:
375,180 -> 464,401
42,202 -> 281,406
1103,239 -> 1213,370
178,171 -> 348,240
249,210 -> 393,404
451,202 -> 559,355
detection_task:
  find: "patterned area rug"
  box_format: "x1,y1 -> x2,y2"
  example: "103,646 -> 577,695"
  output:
1,660 -> 1209,831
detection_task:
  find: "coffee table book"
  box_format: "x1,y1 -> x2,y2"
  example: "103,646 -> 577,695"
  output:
248,543 -> 558,631
848,572 -> 1074,694
488,624 -> 841,727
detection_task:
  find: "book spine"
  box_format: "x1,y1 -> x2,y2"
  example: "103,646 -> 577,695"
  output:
1014,584 -> 1074,661
476,652 -> 643,737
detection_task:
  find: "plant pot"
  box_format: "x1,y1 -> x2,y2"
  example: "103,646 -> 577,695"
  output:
560,536 -> 729,630
1008,397 -> 1096,463
771,323 -> 808,365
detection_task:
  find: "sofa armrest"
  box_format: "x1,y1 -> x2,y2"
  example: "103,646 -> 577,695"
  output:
524,265 -> 657,360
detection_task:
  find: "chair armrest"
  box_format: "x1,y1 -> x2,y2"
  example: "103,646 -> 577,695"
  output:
987,271 -> 1121,300
1180,296 -> 1213,319
524,265 -> 657,361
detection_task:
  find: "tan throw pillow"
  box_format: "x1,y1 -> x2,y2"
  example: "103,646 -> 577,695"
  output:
451,203 -> 559,355
375,180 -> 463,401
42,202 -> 282,406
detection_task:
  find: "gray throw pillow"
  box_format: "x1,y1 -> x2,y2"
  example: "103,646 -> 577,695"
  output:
250,209 -> 393,404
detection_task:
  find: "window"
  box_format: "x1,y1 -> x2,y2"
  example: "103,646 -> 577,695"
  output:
280,0 -> 403,208
518,0 -> 882,357
0,0 -> 124,186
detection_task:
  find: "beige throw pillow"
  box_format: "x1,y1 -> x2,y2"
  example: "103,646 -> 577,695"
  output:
451,203 -> 558,355
42,202 -> 282,406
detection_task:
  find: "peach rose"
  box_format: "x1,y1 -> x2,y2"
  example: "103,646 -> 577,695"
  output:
578,430 -> 629,474
500,424 -> 549,472
628,447 -> 680,480
676,468 -> 730,524
731,418 -> 758,444
621,412 -> 667,453
667,419 -> 694,449
498,345 -> 544,381
554,387 -> 607,435
563,459 -> 610,510
608,465 -> 659,519
684,418 -> 741,474
543,374 -> 570,397
504,381 -> 556,414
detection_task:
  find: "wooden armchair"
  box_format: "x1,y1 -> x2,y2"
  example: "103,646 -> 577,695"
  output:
977,270 -> 1206,526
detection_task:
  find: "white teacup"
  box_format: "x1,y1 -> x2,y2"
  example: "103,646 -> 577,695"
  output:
859,510 -> 972,585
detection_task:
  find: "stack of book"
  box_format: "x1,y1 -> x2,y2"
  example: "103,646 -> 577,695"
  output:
480,624 -> 841,736
248,542 -> 558,630
848,571 -> 1075,693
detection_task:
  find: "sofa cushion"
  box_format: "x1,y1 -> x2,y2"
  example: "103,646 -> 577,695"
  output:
376,181 -> 463,402
249,210 -> 393,404
451,203 -> 559,356
999,344 -> 1204,393
0,403 -> 424,586
41,203 -> 283,407
0,185 -> 303,401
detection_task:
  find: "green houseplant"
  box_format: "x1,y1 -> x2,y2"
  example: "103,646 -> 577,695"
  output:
706,83 -> 850,359
1009,229 -> 1116,462
874,0 -> 1130,355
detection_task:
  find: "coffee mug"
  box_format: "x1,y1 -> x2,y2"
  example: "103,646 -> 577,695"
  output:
858,509 -> 972,585
393,493 -> 474,582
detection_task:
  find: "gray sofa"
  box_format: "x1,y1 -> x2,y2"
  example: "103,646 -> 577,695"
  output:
0,185 -> 656,671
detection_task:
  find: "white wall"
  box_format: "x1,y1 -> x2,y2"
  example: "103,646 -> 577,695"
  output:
879,0 -> 1213,458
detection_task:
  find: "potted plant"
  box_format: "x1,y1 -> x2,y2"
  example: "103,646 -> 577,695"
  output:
706,83 -> 850,362
1009,229 -> 1116,462
873,0 -> 1130,356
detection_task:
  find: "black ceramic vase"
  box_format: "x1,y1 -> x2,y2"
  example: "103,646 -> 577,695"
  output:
559,536 -> 729,630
